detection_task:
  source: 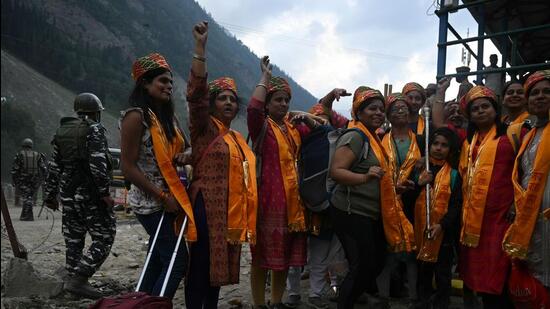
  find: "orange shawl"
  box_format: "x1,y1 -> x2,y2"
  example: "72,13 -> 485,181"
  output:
503,111 -> 530,126
503,124 -> 550,259
267,117 -> 306,232
382,129 -> 421,185
415,162 -> 453,262
348,120 -> 416,252
459,125 -> 499,247
417,116 -> 425,135
211,117 -> 258,244
148,110 -> 197,241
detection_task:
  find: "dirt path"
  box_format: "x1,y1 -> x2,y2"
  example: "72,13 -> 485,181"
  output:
1,199 -> 466,308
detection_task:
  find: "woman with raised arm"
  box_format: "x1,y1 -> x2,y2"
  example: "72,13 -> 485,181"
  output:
503,70 -> 550,302
457,85 -> 523,308
184,21 -> 258,308
247,56 -> 320,309
120,53 -> 194,298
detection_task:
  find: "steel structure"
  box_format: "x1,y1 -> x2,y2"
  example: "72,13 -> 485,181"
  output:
436,0 -> 550,83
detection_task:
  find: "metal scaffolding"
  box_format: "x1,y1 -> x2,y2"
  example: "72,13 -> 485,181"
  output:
435,0 -> 550,83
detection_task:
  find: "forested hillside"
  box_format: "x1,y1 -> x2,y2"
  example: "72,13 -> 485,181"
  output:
0,0 -> 317,179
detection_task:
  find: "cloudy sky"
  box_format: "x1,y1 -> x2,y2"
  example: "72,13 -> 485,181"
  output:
196,0 -> 500,115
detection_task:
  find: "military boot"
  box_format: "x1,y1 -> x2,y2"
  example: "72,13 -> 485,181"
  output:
64,274 -> 102,299
19,207 -> 34,221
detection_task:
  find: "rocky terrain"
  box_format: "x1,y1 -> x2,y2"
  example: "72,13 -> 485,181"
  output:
1,189 -> 467,308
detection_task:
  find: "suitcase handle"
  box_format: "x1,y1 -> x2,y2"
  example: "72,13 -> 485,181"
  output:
160,216 -> 187,297
135,211 -> 166,292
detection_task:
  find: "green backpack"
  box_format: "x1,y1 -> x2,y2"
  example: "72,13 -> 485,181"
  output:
54,116 -> 95,164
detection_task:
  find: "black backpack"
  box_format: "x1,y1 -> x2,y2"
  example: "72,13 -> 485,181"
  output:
298,126 -> 369,212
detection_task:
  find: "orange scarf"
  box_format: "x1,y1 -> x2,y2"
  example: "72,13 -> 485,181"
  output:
382,129 -> 421,185
267,117 -> 306,232
348,120 -> 416,252
148,110 -> 197,241
459,125 -> 499,247
415,162 -> 453,262
503,111 -> 530,126
417,116 -> 425,134
503,124 -> 550,259
211,117 -> 259,244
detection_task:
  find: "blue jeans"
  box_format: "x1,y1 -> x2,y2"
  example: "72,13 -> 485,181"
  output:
136,211 -> 188,299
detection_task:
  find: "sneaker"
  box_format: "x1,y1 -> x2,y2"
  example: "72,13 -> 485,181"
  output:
326,286 -> 339,302
307,296 -> 329,309
284,294 -> 301,308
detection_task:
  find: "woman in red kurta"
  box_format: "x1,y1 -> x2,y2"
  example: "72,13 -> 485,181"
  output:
247,56 -> 319,308
457,86 -> 522,308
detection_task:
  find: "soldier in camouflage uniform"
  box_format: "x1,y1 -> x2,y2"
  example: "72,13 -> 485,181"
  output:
43,93 -> 116,299
11,138 -> 47,221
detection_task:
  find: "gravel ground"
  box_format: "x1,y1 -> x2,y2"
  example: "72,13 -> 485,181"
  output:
1,198 -> 468,308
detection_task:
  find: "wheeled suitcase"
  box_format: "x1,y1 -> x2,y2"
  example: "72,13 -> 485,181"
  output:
89,213 -> 188,309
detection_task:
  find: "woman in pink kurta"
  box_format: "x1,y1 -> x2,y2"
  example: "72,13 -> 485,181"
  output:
248,56 -> 319,308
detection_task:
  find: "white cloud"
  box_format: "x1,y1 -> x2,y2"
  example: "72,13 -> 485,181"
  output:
197,0 -> 505,107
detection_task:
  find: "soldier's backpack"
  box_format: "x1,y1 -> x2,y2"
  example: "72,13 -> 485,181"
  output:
298,126 -> 369,213
20,150 -> 40,176
54,116 -> 96,164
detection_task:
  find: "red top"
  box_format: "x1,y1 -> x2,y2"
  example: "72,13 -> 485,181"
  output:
247,97 -> 309,270
459,133 -> 518,294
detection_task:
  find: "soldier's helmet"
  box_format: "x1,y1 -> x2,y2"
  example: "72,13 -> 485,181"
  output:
74,93 -> 105,113
22,138 -> 33,148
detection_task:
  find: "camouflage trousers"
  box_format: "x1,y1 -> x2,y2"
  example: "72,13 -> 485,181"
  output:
17,183 -> 40,221
61,194 -> 116,278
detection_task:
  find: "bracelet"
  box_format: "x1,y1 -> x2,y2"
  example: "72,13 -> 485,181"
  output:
193,53 -> 206,62
256,83 -> 268,90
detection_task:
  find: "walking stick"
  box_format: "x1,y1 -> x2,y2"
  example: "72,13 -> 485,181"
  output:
422,106 -> 432,240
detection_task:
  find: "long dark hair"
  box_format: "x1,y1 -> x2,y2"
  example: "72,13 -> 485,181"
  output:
430,127 -> 460,168
466,97 -> 507,142
128,67 -> 177,140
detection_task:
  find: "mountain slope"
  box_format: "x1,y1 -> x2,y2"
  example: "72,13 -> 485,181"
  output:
1,0 -> 317,123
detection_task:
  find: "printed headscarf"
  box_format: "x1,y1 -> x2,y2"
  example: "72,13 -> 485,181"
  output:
208,77 -> 238,96
132,53 -> 171,81
352,86 -> 384,119
524,70 -> 550,96
459,85 -> 497,116
402,82 -> 426,100
308,103 -> 326,117
268,76 -> 292,98
385,92 -> 410,113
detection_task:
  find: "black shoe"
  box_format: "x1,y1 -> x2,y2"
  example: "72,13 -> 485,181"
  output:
64,274 -> 102,299
270,303 -> 291,309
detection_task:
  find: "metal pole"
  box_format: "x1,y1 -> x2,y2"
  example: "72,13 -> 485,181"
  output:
448,23 -> 479,61
1,185 -> 27,260
422,107 -> 431,239
500,18 -> 509,80
436,62 -> 550,79
437,11 -> 449,78
476,5 -> 485,85
438,24 -> 550,47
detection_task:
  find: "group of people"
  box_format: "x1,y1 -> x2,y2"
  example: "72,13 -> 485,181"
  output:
33,20 -> 548,309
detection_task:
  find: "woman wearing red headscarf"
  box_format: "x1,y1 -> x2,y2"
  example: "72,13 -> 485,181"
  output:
403,82 -> 428,135
247,56 -> 320,308
503,70 -> 550,305
458,85 -> 525,308
184,21 -> 258,308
